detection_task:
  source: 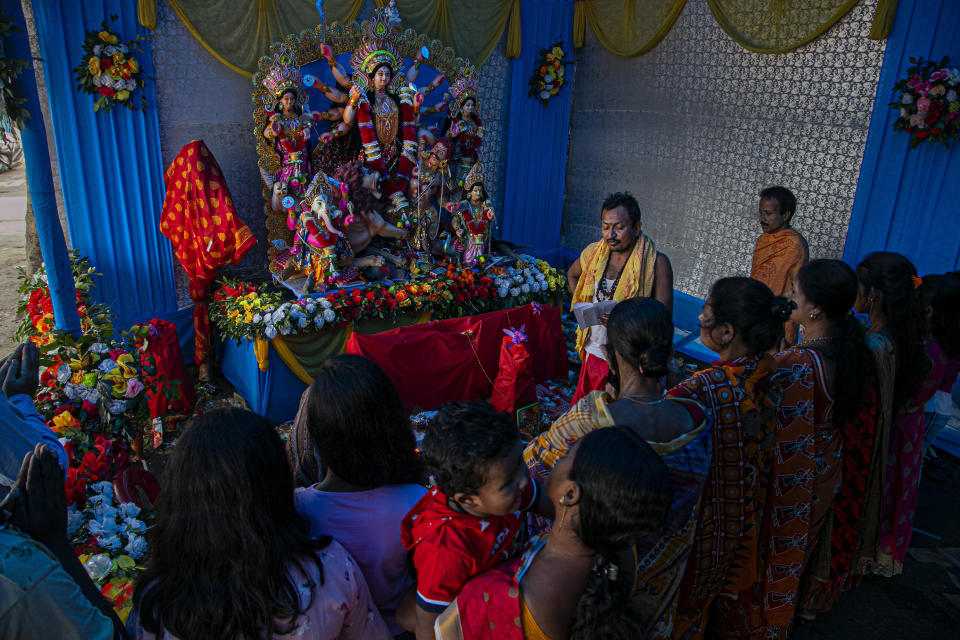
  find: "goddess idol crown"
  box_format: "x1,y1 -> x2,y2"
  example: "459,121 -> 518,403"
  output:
349,8 -> 404,78
262,45 -> 303,98
448,77 -> 478,117
463,160 -> 485,191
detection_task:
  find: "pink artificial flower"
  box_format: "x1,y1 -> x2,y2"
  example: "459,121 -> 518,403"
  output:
930,69 -> 949,82
907,74 -> 922,88
108,349 -> 127,361
915,81 -> 931,94
124,378 -> 144,398
916,97 -> 931,113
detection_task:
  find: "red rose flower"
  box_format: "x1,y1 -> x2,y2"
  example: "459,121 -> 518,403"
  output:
916,129 -> 929,139
455,294 -> 465,303
97,86 -> 115,97
365,291 -> 376,301
100,57 -> 114,70
930,127 -> 943,135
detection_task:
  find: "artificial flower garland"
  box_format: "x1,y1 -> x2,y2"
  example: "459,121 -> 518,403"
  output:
210,259 -> 566,342
73,16 -> 149,113
528,40 -> 572,107
891,56 -> 960,148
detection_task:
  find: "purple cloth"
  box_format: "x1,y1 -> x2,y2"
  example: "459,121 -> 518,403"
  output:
295,484 -> 426,634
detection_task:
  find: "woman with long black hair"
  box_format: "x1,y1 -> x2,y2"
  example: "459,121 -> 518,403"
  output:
128,408 -> 390,640
855,252 -> 945,577
435,427 -> 673,640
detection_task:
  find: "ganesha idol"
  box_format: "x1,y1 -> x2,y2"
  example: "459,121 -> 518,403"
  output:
277,173 -> 386,293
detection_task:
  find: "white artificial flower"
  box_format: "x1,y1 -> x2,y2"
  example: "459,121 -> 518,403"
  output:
98,359 -> 118,374
264,325 -> 278,339
521,284 -> 531,294
98,534 -> 123,551
323,308 -> 336,322
88,517 -> 121,537
76,386 -> 103,405
91,501 -> 117,521
63,383 -> 79,400
319,298 -> 332,309
314,315 -> 324,329
498,287 -> 509,298
124,534 -> 148,560
253,313 -> 262,324
106,399 -> 127,415
103,45 -> 118,56
297,318 -> 308,329
948,89 -> 958,102
280,325 -> 291,336
56,365 -> 72,384
121,518 -> 146,536
510,287 -> 521,297
901,93 -> 914,104
118,502 -> 140,520
89,343 -> 111,354
92,45 -> 102,56
66,505 -> 87,537
90,481 -> 114,498
118,44 -> 129,54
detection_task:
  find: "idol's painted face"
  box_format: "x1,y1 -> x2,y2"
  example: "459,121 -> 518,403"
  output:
372,66 -> 392,91
601,206 -> 640,253
279,91 -> 296,112
469,185 -> 484,202
427,146 -> 448,169
462,99 -> 475,117
759,197 -> 791,234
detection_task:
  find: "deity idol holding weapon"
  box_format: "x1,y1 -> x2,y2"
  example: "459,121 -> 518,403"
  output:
261,47 -> 315,198
408,137 -> 454,256
341,9 -> 422,221
441,77 -> 483,193
446,160 -> 495,266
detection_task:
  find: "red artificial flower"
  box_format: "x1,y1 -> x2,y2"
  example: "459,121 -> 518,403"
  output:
455,294 -> 465,303
97,86 -> 115,97
930,127 -> 943,135
915,129 -> 929,139
54,404 -> 75,416
365,291 -> 376,302
100,57 -> 114,70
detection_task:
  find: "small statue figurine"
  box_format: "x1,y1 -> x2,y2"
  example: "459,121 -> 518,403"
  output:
442,77 -> 483,193
445,160 -> 495,267
261,47 -> 314,197
408,137 -> 453,256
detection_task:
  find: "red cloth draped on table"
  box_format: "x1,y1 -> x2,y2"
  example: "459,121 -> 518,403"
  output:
346,304 -> 567,412
138,319 -> 197,418
159,140 -> 257,364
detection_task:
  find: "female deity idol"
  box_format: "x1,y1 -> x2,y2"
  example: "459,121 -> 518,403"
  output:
342,9 -> 421,218
261,54 -> 314,197
445,160 -> 495,266
442,77 -> 483,192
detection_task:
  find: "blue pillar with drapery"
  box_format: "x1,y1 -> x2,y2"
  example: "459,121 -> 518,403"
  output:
29,0 -> 179,332
501,0 -> 575,267
2,0 -> 80,333
843,0 -> 960,274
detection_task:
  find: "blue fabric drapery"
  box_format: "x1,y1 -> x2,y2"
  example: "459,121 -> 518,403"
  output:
2,0 -> 80,332
843,0 -> 960,274
29,0 -> 178,331
501,0 -> 575,267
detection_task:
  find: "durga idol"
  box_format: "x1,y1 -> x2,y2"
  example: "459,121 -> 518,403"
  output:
342,10 -> 420,218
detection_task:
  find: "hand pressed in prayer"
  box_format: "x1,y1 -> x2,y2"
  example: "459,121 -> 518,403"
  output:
0,342 -> 40,398
599,313 -> 610,327
1,444 -> 67,548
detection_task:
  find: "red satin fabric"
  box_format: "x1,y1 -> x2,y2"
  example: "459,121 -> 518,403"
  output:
346,305 -> 567,412
490,338 -> 536,415
139,318 -> 197,418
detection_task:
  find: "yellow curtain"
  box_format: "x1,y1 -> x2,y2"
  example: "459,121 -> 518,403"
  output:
167,0 -> 365,77
138,0 -> 157,29
869,0 -> 899,40
580,0 -> 688,57
705,0 -> 861,54
168,0 -> 516,77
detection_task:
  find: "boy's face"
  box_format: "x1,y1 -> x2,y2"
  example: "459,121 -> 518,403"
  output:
455,439 -> 529,517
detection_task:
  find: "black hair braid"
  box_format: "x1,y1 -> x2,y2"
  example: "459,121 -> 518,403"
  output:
570,554 -> 644,640
857,252 -> 927,408
796,260 -> 871,427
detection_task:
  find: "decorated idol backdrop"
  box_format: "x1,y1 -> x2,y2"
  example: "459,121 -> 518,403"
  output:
150,0 -> 515,305
561,0 -> 887,299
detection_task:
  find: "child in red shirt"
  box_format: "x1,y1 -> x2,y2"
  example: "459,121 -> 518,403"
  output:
401,402 -> 548,639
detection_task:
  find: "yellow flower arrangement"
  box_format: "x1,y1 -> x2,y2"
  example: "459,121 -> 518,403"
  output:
97,30 -> 118,44
51,411 -> 79,435
87,57 -> 101,77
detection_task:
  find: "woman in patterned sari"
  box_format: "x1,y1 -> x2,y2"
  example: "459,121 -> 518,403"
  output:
856,253 -> 947,577
435,427 -> 674,640
524,297 -> 711,638
668,277 -> 793,640
716,260 -> 876,637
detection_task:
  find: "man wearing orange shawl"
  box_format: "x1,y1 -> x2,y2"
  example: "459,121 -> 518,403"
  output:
566,193 -> 673,404
159,140 -> 256,377
750,187 -> 808,345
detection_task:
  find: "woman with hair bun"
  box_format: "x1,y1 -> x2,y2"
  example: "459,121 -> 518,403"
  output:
667,277 -> 791,640
436,427 -> 674,640
855,252 -> 946,577
524,297 -> 712,637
